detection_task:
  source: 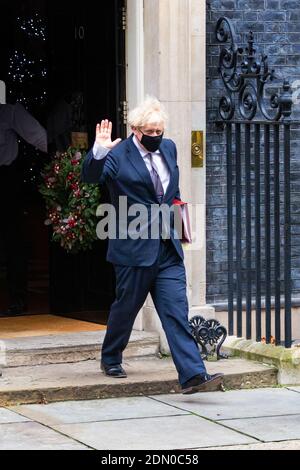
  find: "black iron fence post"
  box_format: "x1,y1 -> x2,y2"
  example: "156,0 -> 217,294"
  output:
215,17 -> 296,348
226,123 -> 234,336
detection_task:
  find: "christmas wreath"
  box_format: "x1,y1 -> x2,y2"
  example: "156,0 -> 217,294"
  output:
39,147 -> 101,253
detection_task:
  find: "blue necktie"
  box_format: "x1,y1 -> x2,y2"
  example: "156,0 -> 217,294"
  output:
148,153 -> 164,204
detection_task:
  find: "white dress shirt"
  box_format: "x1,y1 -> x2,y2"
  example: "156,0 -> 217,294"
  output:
92,135 -> 170,193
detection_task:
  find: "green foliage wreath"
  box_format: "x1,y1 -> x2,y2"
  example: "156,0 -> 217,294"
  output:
39,148 -> 100,253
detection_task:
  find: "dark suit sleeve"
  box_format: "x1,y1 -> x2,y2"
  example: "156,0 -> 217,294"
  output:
175,189 -> 181,200
172,141 -> 181,200
81,149 -> 119,184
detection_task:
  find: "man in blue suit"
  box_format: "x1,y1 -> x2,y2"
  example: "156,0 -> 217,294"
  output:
81,97 -> 223,394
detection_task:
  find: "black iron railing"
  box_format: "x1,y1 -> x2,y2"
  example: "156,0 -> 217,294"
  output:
215,16 -> 298,348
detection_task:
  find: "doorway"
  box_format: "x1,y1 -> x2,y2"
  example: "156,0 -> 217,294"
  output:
0,0 -> 127,324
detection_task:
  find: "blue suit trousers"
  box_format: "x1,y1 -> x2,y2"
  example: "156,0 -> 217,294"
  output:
102,239 -> 207,385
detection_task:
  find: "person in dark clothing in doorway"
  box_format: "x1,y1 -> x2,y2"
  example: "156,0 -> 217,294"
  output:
0,101 -> 47,316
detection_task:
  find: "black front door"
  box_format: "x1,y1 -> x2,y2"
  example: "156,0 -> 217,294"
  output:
47,0 -> 126,322
0,0 -> 126,322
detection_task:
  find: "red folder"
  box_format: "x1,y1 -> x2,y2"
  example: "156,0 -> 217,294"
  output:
172,198 -> 192,244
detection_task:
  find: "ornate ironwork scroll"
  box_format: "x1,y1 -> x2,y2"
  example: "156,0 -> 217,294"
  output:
189,316 -> 228,360
215,16 -> 293,121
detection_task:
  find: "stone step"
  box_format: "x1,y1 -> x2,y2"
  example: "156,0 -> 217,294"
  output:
0,331 -> 160,368
0,357 -> 278,406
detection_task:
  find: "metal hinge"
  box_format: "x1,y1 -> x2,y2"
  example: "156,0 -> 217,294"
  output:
122,100 -> 128,125
122,6 -> 127,31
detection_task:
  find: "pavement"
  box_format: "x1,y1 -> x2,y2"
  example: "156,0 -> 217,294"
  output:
0,386 -> 300,450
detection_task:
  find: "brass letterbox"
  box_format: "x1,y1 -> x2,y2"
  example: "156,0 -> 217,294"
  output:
191,130 -> 204,168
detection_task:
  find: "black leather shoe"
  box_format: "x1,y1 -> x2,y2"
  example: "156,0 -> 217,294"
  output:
181,373 -> 224,394
101,362 -> 127,378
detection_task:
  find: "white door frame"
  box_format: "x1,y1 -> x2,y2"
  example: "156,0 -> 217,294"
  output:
126,0 -> 146,331
126,0 -> 144,132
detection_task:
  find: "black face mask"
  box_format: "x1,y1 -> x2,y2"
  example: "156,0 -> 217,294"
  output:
140,132 -> 164,152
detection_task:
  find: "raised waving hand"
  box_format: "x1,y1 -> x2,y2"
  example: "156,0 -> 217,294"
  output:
95,119 -> 122,149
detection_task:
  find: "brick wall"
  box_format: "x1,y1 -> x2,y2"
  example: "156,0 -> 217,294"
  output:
206,0 -> 300,305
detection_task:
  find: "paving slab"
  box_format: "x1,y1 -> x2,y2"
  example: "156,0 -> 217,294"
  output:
200,440 -> 300,450
223,414 -> 300,442
0,408 -> 31,424
0,422 -> 89,450
151,387 -> 300,421
0,358 -> 277,406
10,396 -> 188,426
52,415 -> 257,450
286,386 -> 300,393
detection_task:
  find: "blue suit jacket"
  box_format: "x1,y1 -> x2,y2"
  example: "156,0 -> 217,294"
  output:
81,134 -> 184,266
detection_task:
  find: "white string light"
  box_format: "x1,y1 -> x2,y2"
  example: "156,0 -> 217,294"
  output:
16,13 -> 46,41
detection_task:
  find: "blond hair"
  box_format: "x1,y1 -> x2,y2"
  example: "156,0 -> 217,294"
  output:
128,96 -> 168,128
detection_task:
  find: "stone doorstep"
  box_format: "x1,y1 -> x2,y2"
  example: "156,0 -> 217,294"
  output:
0,330 -> 160,367
0,358 -> 278,406
223,336 -> 300,385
